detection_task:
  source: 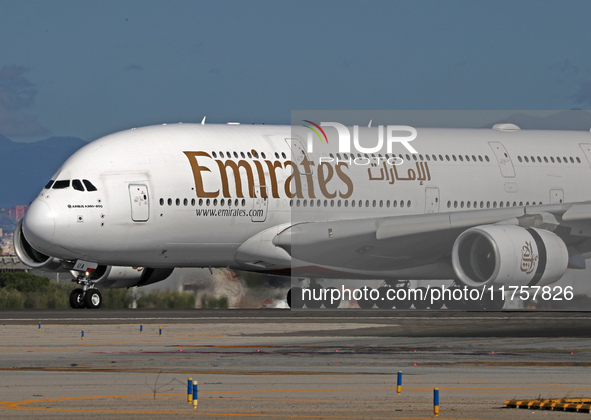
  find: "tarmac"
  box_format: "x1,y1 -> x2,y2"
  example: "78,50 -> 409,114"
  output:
0,309 -> 590,419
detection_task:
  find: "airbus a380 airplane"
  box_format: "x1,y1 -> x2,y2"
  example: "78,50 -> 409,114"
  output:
14,121 -> 591,309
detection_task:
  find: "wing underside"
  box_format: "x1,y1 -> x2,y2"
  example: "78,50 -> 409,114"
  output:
268,202 -> 591,275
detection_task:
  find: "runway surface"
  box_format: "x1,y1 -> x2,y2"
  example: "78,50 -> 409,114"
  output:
1,309 -> 590,419
2,308 -> 591,336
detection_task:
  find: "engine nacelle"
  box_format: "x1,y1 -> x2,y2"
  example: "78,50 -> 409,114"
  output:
15,218 -> 173,289
452,225 -> 568,287
83,265 -> 174,289
14,219 -> 64,271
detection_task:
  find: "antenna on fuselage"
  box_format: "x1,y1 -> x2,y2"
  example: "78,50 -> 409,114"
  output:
201,116 -> 206,125
368,119 -> 372,128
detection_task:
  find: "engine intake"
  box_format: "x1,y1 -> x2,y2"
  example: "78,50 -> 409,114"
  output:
452,225 -> 568,287
14,219 -> 64,271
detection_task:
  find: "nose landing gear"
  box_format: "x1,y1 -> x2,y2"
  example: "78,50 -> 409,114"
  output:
69,271 -> 102,309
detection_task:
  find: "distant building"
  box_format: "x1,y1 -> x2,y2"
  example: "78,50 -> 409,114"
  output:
2,244 -> 14,255
0,256 -> 28,273
8,205 -> 28,221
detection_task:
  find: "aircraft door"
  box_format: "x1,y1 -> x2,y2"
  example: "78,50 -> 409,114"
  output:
252,185 -> 268,222
488,142 -> 515,177
579,144 -> 591,167
425,187 -> 440,213
550,189 -> 564,204
129,184 -> 149,222
286,138 -> 313,175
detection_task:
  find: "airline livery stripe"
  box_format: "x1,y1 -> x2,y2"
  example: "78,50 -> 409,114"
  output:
526,228 -> 547,286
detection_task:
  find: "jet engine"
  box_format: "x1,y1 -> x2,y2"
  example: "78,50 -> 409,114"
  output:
16,219 -> 174,288
452,225 -> 568,287
14,219 -> 64,271
84,265 -> 174,289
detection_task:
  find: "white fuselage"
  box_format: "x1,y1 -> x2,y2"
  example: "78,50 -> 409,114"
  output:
22,123 -> 591,279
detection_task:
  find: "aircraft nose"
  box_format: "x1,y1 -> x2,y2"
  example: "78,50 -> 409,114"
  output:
23,200 -> 55,249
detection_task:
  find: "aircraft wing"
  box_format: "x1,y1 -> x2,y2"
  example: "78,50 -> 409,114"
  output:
272,203 -> 591,273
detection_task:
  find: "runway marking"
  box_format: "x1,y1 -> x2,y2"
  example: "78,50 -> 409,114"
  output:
0,335 -> 227,352
421,361 -> 591,367
68,334 -> 226,346
3,359 -> 589,375
0,391 -> 512,419
0,367 -> 387,375
205,386 -> 591,394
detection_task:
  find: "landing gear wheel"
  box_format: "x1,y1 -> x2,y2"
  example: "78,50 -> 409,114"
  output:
443,285 -> 464,310
323,287 -> 341,309
393,288 -> 412,309
357,286 -> 376,309
429,287 -> 444,310
483,290 -> 505,311
376,287 -> 394,309
84,289 -> 102,309
463,296 -> 482,311
304,286 -> 323,309
412,287 -> 429,310
69,288 -> 85,309
392,281 -> 412,309
287,287 -> 304,309
394,298 -> 412,310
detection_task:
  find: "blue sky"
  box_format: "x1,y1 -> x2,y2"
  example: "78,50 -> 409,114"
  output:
1,0 -> 591,142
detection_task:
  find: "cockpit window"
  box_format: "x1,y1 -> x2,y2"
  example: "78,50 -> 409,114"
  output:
83,179 -> 97,191
44,180 -> 55,189
72,179 -> 84,191
52,180 -> 70,189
